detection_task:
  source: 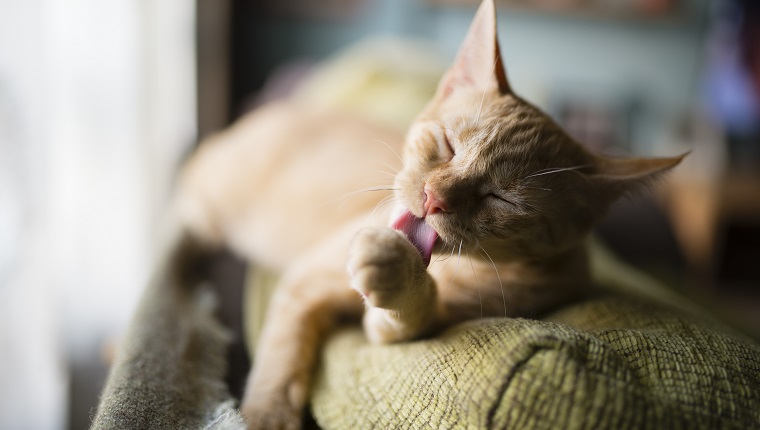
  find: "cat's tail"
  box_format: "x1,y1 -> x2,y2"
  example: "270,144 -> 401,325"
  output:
91,228 -> 246,429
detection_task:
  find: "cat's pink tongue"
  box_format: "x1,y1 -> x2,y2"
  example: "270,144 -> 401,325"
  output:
391,210 -> 438,267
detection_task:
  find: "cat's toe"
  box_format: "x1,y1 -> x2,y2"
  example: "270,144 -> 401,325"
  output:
347,227 -> 423,309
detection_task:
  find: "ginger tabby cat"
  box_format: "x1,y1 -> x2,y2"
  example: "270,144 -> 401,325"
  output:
170,1 -> 685,428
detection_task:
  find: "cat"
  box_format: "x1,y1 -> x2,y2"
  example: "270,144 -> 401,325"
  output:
171,0 -> 685,428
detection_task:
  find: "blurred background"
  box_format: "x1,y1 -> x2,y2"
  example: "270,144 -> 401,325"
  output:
1,0 -> 758,428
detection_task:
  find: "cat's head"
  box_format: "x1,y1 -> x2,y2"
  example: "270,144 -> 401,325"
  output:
392,0 -> 685,264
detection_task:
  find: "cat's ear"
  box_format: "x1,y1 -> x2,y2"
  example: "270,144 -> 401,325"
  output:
589,152 -> 688,201
436,0 -> 511,99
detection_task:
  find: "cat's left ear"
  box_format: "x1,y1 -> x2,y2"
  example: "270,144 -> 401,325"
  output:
436,0 -> 511,99
589,152 -> 689,201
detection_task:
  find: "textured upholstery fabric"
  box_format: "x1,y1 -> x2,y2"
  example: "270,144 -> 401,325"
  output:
310,295 -> 760,429
241,249 -> 760,430
93,242 -> 760,429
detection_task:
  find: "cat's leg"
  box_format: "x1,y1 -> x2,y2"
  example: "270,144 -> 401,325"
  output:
347,227 -> 443,343
241,267 -> 361,430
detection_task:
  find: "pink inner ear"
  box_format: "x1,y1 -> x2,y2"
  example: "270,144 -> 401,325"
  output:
391,210 -> 439,267
436,0 -> 510,99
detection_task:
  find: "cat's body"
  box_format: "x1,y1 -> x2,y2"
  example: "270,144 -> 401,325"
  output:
168,1 -> 684,428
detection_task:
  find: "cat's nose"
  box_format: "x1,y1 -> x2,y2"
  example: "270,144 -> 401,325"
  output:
423,186 -> 449,216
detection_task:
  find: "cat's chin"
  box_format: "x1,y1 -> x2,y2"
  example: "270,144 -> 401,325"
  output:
390,208 -> 439,267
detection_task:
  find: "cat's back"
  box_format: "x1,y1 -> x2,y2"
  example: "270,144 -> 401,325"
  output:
174,100 -> 404,269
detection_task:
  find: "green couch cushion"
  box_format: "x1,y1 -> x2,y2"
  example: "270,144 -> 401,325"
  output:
310,295 -> 760,429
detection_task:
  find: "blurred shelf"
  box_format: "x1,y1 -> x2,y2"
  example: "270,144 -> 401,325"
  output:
429,0 -> 694,25
666,172 -> 760,292
717,173 -> 760,219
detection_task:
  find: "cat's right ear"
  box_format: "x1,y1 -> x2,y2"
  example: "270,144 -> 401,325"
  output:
435,0 -> 511,100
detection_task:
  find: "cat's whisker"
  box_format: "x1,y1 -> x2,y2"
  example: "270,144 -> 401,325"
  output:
431,242 -> 454,266
478,244 -> 507,319
377,160 -> 400,175
473,55 -> 502,125
355,175 -> 399,187
433,242 -> 458,276
439,242 -> 457,267
518,200 -> 545,215
429,247 -> 446,266
369,194 -> 398,225
474,90 -> 487,125
433,246 -> 455,264
473,85 -> 489,127
521,185 -> 553,192
466,249 -> 483,319
524,164 -> 592,179
375,193 -> 398,211
332,186 -> 399,209
450,240 -> 464,284
372,139 -> 404,165
341,186 -> 399,198
375,170 -> 398,181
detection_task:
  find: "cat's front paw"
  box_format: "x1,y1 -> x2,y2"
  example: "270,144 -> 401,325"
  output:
348,227 -> 438,343
347,227 -> 427,311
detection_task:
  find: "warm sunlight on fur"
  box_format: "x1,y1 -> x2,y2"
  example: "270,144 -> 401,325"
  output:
168,1 -> 685,428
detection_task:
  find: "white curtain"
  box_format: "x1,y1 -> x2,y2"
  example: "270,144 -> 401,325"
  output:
0,0 -> 196,428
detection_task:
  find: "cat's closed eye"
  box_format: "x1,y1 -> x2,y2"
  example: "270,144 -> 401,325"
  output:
438,129 -> 455,161
485,192 -> 519,210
